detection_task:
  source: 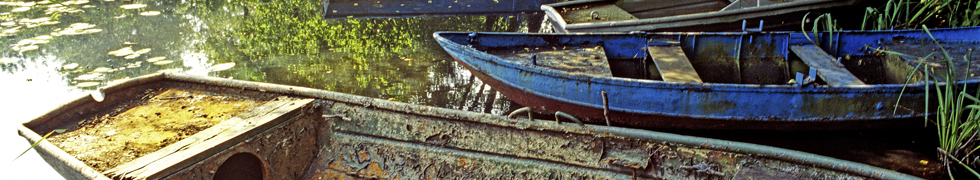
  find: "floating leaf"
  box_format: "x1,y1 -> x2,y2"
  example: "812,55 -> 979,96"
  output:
82,28 -> 101,34
120,4 -> 146,10
15,45 -> 39,51
133,48 -> 151,54
62,63 -> 79,70
11,7 -> 30,12
208,62 -> 235,72
108,47 -> 133,56
0,57 -> 14,64
123,53 -> 140,59
92,67 -> 109,73
146,56 -> 165,62
139,10 -> 160,16
76,82 -> 99,88
153,60 -> 173,65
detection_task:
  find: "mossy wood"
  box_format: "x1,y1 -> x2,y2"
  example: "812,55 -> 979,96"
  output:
790,44 -> 866,86
648,45 -> 703,83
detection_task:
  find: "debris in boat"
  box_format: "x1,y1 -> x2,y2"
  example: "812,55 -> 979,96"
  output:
48,89 -> 261,171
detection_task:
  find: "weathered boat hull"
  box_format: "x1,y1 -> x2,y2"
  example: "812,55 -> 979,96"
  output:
19,73 -> 921,179
540,0 -> 868,33
433,27 -> 980,130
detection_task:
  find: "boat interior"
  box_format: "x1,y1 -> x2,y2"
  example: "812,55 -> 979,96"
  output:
474,34 -> 980,86
558,0 -> 801,24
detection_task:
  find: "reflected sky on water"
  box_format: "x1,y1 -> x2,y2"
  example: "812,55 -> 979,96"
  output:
0,0 -> 540,178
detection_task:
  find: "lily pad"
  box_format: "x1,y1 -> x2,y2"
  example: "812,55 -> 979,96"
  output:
82,28 -> 102,34
92,67 -> 110,73
124,53 -> 140,59
133,48 -> 151,54
120,4 -> 147,10
0,57 -> 15,64
146,56 -> 165,62
15,45 -> 39,51
11,7 -> 31,13
153,60 -> 173,65
208,62 -> 236,72
63,63 -> 79,70
108,47 -> 134,56
139,11 -> 160,16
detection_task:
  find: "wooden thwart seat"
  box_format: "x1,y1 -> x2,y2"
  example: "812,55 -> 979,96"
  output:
790,44 -> 866,86
648,45 -> 703,83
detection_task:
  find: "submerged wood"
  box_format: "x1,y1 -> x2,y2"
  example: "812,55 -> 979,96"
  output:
433,27 -> 980,130
18,73 -> 921,179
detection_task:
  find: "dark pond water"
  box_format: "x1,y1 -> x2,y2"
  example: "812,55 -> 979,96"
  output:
0,0 -> 946,179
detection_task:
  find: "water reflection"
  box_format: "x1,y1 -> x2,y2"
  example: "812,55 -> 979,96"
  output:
0,0 -> 540,115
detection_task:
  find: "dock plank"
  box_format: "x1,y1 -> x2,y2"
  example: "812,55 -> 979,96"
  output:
790,44 -> 866,86
648,46 -> 703,83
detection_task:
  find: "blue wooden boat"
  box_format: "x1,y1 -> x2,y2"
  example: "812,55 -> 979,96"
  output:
540,0 -> 869,33
433,27 -> 980,130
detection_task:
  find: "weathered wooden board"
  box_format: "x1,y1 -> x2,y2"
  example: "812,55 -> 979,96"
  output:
790,44 -> 865,86
648,45 -> 703,83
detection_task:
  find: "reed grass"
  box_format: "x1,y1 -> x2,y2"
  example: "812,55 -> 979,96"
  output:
894,26 -> 980,178
863,0 -> 980,30
801,13 -> 839,47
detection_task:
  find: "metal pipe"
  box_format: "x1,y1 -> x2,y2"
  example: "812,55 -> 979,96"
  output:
554,111 -> 584,127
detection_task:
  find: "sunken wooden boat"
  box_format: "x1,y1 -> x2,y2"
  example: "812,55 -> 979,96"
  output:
540,0 -> 868,33
321,0 -> 556,19
433,26 -> 980,130
19,73 -> 922,179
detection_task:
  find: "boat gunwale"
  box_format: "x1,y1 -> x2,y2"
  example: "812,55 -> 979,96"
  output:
434,31 -> 977,93
23,72 -> 923,180
541,0 -> 861,32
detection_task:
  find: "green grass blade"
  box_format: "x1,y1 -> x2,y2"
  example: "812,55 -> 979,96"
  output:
14,129 -> 66,161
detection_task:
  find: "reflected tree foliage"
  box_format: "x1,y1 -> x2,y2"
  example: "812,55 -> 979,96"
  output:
0,0 -> 538,114
226,0 -> 536,113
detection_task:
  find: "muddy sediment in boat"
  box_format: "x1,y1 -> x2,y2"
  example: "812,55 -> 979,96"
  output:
47,89 -> 264,172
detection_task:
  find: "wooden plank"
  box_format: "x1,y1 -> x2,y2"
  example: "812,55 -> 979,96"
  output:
648,46 -> 703,83
790,44 -> 866,86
